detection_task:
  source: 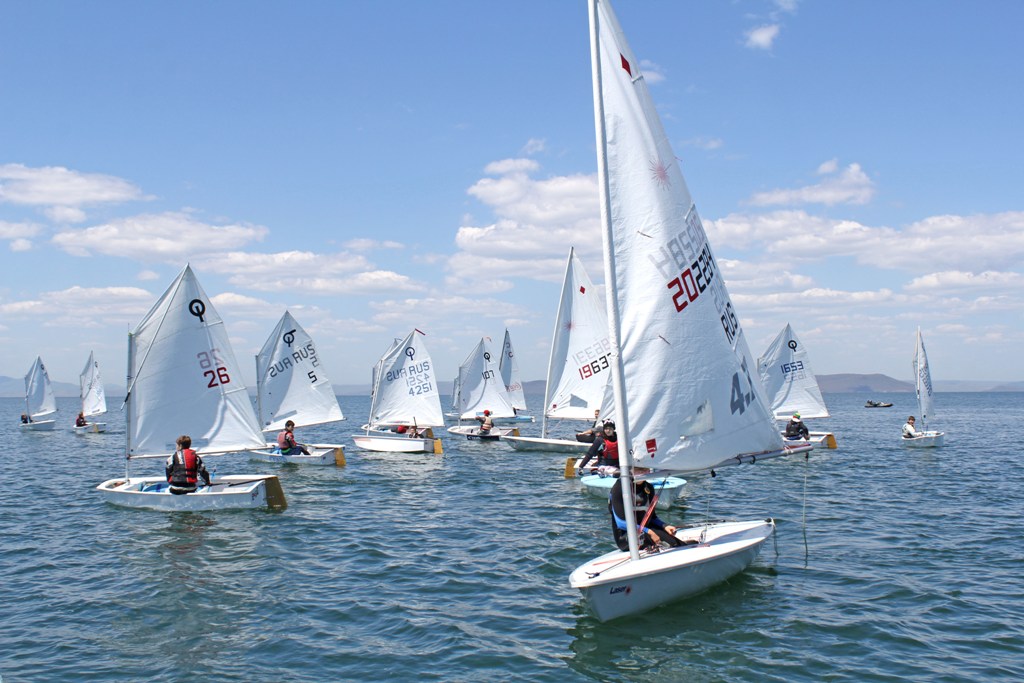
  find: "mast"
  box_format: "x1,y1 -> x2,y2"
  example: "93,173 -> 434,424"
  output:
124,332 -> 136,480
589,0 -> 639,560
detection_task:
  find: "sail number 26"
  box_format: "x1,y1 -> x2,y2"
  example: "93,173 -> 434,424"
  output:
197,349 -> 231,388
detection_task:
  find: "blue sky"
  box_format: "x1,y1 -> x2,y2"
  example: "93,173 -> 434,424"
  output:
2,0 -> 1023,391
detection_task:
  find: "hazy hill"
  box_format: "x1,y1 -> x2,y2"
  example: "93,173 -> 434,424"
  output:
817,374 -> 913,393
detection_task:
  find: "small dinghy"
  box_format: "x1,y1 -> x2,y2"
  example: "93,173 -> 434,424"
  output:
900,328 -> 945,448
351,329 -> 444,454
579,472 -> 686,510
73,351 -> 107,434
249,310 -> 347,465
95,265 -> 287,511
19,357 -> 57,431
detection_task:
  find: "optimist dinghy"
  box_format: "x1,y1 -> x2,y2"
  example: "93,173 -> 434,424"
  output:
95,265 -> 286,511
249,310 -> 346,465
20,357 -> 57,431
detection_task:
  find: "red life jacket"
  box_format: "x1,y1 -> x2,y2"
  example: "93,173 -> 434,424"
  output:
277,430 -> 295,450
168,448 -> 199,486
600,437 -> 619,465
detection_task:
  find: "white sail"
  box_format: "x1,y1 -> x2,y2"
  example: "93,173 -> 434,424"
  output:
757,324 -> 830,420
25,356 -> 57,418
594,0 -> 783,474
367,329 -> 445,428
255,311 -> 344,431
543,248 -> 612,422
457,337 -> 516,419
127,265 -> 265,456
79,351 -> 108,417
499,329 -> 527,411
914,327 -> 936,427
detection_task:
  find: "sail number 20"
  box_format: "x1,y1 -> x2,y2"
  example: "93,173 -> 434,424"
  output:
197,349 -> 231,388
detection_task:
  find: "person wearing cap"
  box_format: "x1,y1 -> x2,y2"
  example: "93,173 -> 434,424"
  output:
577,421 -> 619,473
475,409 -> 494,435
902,415 -> 920,439
609,467 -> 685,551
784,412 -> 809,440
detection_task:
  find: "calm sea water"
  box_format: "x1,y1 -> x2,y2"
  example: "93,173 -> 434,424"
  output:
1,392 -> 1022,682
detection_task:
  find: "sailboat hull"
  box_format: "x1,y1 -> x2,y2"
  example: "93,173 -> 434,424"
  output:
73,422 -> 107,435
569,519 -> 774,622
900,431 -> 944,448
780,431 -> 837,449
96,475 -> 287,511
351,434 -> 443,454
19,420 -> 56,432
249,445 -> 346,466
503,436 -> 590,453
579,474 -> 686,510
447,425 -> 519,440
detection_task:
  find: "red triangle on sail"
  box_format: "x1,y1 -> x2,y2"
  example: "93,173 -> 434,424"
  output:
620,54 -> 632,76
579,285 -> 586,294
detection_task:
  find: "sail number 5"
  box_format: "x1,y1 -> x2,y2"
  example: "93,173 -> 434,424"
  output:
197,349 -> 231,388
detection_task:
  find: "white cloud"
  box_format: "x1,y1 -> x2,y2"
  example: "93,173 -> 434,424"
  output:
343,238 -> 404,251
905,270 -> 1024,292
748,162 -> 875,206
0,163 -> 146,207
745,24 -> 780,50
639,59 -> 666,84
0,220 -> 41,239
44,206 -> 87,224
521,138 -> 546,155
0,285 -> 154,327
682,136 -> 724,151
51,211 -> 268,260
137,270 -> 160,281
9,238 -> 32,252
483,158 -> 540,175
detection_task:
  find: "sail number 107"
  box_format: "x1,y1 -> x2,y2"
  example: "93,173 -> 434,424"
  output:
197,349 -> 231,388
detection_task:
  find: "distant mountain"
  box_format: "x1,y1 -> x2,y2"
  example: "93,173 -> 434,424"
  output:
817,374 -> 913,393
0,375 -> 125,398
990,381 -> 1024,392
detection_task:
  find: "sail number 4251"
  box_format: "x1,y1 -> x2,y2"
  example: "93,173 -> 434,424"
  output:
197,349 -> 231,388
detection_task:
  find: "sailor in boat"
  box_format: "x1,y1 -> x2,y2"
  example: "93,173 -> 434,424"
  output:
166,435 -> 212,495
75,412 -> 88,428
394,424 -> 421,438
278,420 -> 311,455
475,410 -> 494,435
575,409 -> 604,444
577,421 -> 619,475
21,413 -> 30,424
784,412 -> 810,441
609,467 -> 686,551
902,416 -> 920,439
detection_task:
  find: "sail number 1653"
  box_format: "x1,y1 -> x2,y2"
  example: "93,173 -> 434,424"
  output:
197,349 -> 231,388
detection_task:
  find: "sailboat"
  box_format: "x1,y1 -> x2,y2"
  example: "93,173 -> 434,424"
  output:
447,337 -> 520,439
73,351 -> 108,434
96,265 -> 286,511
902,327 -> 944,448
506,248 -> 610,454
497,329 -> 534,423
19,356 -> 57,431
351,329 -> 445,453
568,0 -> 811,622
757,324 -> 837,449
249,311 -> 346,465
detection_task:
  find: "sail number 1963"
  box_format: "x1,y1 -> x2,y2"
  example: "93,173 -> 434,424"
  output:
197,349 -> 231,388
578,353 -> 611,379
